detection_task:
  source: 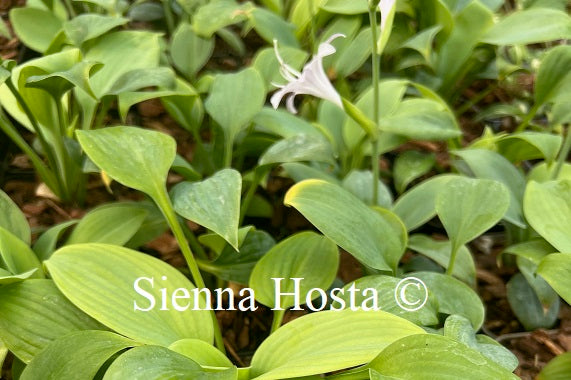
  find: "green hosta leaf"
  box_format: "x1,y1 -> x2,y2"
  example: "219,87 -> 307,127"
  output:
481,8 -> 571,45
408,234 -> 475,286
250,309 -> 425,379
63,14 -> 129,46
393,151 -> 435,194
281,162 -> 339,184
507,273 -> 559,330
0,189 -> 30,244
20,331 -> 138,380
444,315 -> 518,371
106,67 -> 176,96
538,351 -> 571,380
342,170 -> 393,208
253,107 -> 319,138
412,271 -> 485,329
125,201 -> 169,249
0,280 -> 104,363
336,275 -> 439,326
497,132 -> 562,164
171,23 -> 214,79
85,31 -> 161,98
0,227 -> 42,283
524,180 -> 571,253
77,126 -> 176,200
161,79 -> 203,133
284,180 -> 406,272
381,99 -> 461,141
250,7 -> 298,47
65,203 -> 147,246
334,27 -> 372,77
205,68 -> 266,145
259,134 -> 335,166
528,162 -> 571,183
369,334 -> 519,380
33,220 -> 78,261
103,345 -> 236,380
199,229 -> 275,285
169,338 -> 233,368
436,1 -> 494,94
321,0 -> 368,14
253,47 -> 308,88
172,169 -> 241,250
537,253 -> 571,305
401,25 -> 442,65
45,244 -> 213,346
26,60 -> 103,99
10,8 -> 63,53
249,231 -> 338,310
172,155 -> 202,182
343,80 -> 408,150
453,149 -> 526,228
535,45 -> 571,108
392,174 -> 457,231
436,177 -> 510,255
193,0 -> 248,37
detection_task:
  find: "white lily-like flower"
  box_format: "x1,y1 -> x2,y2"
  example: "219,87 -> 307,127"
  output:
379,0 -> 396,32
270,34 -> 345,114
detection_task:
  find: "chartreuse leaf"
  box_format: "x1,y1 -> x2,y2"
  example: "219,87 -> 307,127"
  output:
0,341 -> 6,372
284,180 -> 406,272
0,280 -> 104,363
393,151 -> 435,194
33,220 -> 78,261
250,309 -> 425,379
65,203 -> 147,246
249,232 -> 338,309
538,351 -> 571,380
253,46 -> 308,87
537,253 -> 571,305
412,271 -> 485,329
103,345 -> 236,379
76,126 -> 176,199
249,7 -> 298,47
408,234 -> 475,286
444,315 -> 518,371
259,134 -> 335,166
436,177 -> 510,258
0,189 -> 30,244
107,67 -> 176,95
401,25 -> 442,65
342,170 -> 393,208
26,60 -> 103,99
381,98 -> 461,141
535,45 -> 571,107
497,132 -> 562,164
524,180 -> 571,253
84,31 -> 161,98
481,8 -> 570,45
321,0 -> 368,14
368,334 -> 519,380
199,229 -> 275,285
10,8 -> 63,53
45,244 -> 213,346
20,331 -> 138,380
172,169 -> 241,250
63,14 -> 129,46
169,338 -> 233,368
171,22 -> 214,79
192,0 -> 248,37
0,227 -> 43,284
205,68 -> 266,148
392,174 -> 457,231
453,149 -> 526,228
335,275 -> 439,326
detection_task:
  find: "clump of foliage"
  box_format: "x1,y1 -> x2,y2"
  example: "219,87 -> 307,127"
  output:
0,0 -> 570,379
